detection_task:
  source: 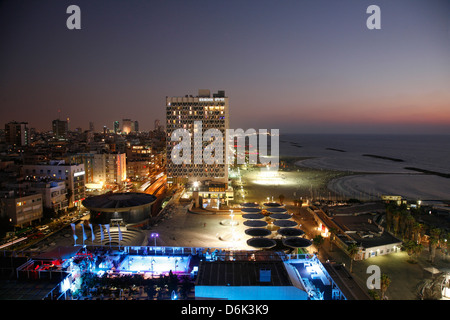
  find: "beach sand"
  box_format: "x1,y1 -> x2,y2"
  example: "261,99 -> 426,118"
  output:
235,157 -> 350,204
148,157 -> 345,250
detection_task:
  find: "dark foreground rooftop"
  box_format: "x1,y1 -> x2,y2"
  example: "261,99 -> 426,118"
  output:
196,260 -> 292,287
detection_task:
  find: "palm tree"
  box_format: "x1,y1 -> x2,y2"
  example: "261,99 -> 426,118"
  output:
429,237 -> 439,264
404,213 -> 415,240
392,210 -> 400,236
385,203 -> 394,233
313,235 -> 324,257
403,240 -> 419,263
412,222 -> 423,244
429,228 -> 441,263
380,274 -> 391,300
347,243 -> 359,273
413,242 -> 423,261
398,209 -> 411,239
328,227 -> 338,252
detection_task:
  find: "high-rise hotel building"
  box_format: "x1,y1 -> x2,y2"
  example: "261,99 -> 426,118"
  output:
166,89 -> 229,186
5,121 -> 29,147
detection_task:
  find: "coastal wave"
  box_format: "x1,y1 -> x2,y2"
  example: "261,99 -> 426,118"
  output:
327,174 -> 450,201
295,156 -> 411,173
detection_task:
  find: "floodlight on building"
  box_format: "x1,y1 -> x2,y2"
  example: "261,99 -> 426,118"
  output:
150,233 -> 159,246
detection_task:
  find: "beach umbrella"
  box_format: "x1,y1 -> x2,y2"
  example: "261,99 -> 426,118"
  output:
243,220 -> 268,227
263,202 -> 283,208
247,238 -> 277,249
242,213 -> 265,220
273,220 -> 297,228
282,237 -> 312,248
266,207 -> 287,214
269,213 -> 292,220
244,228 -> 272,237
241,207 -> 262,214
241,202 -> 260,208
277,228 -> 305,237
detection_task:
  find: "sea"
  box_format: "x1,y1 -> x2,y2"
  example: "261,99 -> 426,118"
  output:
279,134 -> 450,202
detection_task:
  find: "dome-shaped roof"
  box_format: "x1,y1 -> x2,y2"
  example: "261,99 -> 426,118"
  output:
82,192 -> 157,210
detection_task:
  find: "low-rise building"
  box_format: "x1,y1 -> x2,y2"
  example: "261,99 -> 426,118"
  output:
22,160 -> 85,208
28,179 -> 68,212
0,190 -> 43,227
184,180 -> 234,208
309,203 -> 402,260
332,214 -> 402,260
69,152 -> 126,187
126,161 -> 150,180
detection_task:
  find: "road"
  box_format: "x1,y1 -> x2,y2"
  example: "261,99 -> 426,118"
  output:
145,175 -> 167,196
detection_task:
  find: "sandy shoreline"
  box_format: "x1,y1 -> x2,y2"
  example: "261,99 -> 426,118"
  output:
236,157 -> 351,204
149,157 -> 346,249
291,156 -> 450,201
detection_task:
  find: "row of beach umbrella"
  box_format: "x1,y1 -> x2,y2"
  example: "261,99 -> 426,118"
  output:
240,202 -> 312,249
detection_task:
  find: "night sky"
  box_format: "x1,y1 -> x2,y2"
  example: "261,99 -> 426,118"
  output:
1,0 -> 449,134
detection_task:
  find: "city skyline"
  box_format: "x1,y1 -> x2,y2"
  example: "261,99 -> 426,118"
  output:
1,0 -> 450,134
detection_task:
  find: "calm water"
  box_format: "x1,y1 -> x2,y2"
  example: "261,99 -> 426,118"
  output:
280,134 -> 450,173
278,134 -> 450,200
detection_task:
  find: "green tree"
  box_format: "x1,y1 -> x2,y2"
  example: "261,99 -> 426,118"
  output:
347,243 -> 360,273
392,210 -> 400,236
368,289 -> 380,300
413,242 -> 423,260
412,222 -> 423,244
429,237 -> 439,264
385,202 -> 397,233
313,235 -> 324,256
429,228 -> 441,264
380,274 -> 391,300
403,213 -> 415,240
398,209 -> 412,239
328,227 -> 338,252
403,240 -> 419,263
146,285 -> 157,300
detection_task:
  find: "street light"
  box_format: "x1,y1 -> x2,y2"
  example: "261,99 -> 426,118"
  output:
150,233 -> 159,247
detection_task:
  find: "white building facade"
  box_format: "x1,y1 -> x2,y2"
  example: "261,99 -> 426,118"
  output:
71,152 -> 127,188
166,89 -> 229,185
22,161 -> 85,208
29,180 -> 68,212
